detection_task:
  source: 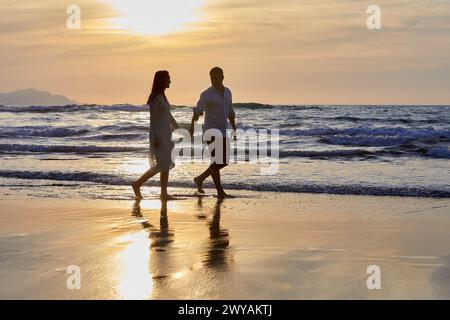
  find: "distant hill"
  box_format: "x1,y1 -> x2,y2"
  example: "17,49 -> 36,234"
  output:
0,89 -> 78,106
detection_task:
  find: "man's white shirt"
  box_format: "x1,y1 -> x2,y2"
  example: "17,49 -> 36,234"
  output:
193,86 -> 235,135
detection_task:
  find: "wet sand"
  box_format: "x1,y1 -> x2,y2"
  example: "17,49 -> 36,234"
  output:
1,190 -> 450,299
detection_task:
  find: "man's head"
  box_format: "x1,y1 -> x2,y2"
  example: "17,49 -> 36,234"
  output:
210,67 -> 224,87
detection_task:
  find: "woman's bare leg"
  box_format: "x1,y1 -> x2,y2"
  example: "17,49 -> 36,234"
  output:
132,169 -> 157,199
160,171 -> 169,199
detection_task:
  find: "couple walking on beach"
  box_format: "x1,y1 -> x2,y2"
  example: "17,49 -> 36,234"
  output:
131,67 -> 237,201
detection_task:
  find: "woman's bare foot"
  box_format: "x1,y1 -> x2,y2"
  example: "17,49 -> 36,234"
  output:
194,177 -> 205,194
132,182 -> 143,199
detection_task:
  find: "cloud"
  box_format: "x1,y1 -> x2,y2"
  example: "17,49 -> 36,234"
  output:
0,0 -> 450,104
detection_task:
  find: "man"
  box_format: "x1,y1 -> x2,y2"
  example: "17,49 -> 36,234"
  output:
189,67 -> 237,198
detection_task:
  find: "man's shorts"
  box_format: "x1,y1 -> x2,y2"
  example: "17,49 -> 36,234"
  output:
206,136 -> 230,165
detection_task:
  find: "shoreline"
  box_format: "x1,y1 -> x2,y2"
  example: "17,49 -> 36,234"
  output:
1,179 -> 450,200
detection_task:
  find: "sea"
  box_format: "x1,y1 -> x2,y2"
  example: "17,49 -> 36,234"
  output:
1,103 -> 449,200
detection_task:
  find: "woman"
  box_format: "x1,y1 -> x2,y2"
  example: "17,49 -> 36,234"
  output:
132,70 -> 179,200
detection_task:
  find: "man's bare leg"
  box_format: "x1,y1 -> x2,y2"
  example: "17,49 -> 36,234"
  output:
194,167 -> 211,193
210,164 -> 230,198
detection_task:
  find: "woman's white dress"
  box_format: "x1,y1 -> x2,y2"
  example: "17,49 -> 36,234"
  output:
148,95 -> 175,173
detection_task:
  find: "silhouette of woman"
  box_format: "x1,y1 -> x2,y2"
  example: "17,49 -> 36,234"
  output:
132,71 -> 179,200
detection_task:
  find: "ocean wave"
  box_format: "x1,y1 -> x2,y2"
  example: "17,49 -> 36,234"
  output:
0,142 -> 448,160
97,122 -> 191,132
0,142 -> 377,159
81,133 -> 145,141
281,116 -> 443,126
279,126 -> 450,139
98,124 -> 149,132
1,169 -> 449,198
320,136 -> 411,147
426,146 -> 450,159
278,147 -> 450,159
329,116 -> 442,125
10,123 -> 434,141
0,143 -> 142,153
279,149 -> 375,158
0,126 -> 89,138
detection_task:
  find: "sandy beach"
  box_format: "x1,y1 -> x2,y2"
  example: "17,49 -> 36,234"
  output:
1,189 -> 449,300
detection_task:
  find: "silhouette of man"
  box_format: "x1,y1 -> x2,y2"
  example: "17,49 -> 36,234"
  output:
190,67 -> 237,198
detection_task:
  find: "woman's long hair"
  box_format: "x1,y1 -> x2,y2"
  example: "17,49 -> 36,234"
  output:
147,70 -> 169,105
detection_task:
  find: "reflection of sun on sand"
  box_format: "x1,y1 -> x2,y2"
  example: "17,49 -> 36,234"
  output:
1,191 -> 450,299
116,231 -> 153,299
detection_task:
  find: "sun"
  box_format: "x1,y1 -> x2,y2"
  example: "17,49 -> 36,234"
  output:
104,0 -> 206,36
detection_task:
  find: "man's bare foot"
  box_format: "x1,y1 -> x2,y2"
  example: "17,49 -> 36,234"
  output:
217,192 -> 232,199
132,182 -> 143,199
194,177 -> 205,194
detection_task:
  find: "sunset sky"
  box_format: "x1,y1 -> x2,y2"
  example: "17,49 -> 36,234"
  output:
1,0 -> 450,105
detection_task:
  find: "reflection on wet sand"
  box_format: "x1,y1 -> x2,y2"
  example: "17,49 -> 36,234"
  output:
199,197 -> 231,269
132,199 -> 175,276
149,202 -> 175,251
117,197 -> 232,299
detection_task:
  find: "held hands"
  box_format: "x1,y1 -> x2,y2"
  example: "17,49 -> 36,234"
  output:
231,128 -> 237,141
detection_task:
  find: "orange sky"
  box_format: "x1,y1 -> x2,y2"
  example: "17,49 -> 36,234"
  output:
1,0 -> 450,105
